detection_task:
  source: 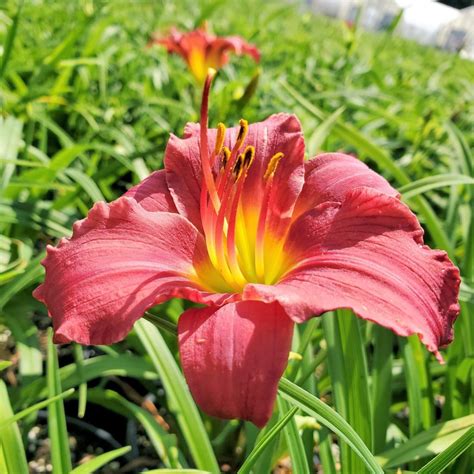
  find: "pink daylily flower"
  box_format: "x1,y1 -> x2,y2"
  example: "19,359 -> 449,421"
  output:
149,25 -> 260,83
34,73 -> 460,428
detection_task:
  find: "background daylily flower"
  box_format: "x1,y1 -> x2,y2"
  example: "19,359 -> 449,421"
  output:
34,73 -> 460,428
149,25 -> 260,83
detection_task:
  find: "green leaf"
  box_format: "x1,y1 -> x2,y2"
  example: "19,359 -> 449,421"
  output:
277,397 -> 310,474
235,68 -> 261,110
47,328 -> 72,474
144,470 -> 212,474
416,427 -> 474,474
459,281 -> 474,304
0,116 -> 23,192
0,361 -> 12,371
0,236 -> 32,284
278,378 -> 383,473
371,326 -> 393,454
135,319 -> 219,474
376,414 -> 474,468
307,106 -> 345,154
237,405 -> 298,474
86,388 -> 180,468
0,389 -> 74,430
0,199 -> 72,237
0,380 -> 28,474
402,335 -> 434,437
64,168 -> 105,202
399,174 -> 474,199
445,121 -> 473,177
43,19 -> 91,67
144,311 -> 178,335
17,354 -> 158,406
0,253 -> 45,312
0,1 -> 23,81
322,311 -> 372,472
70,446 -> 131,474
72,344 -> 87,418
4,307 -> 42,385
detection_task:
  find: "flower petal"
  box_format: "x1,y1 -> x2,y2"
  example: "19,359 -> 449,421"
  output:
244,188 -> 460,360
239,114 -> 305,240
294,153 -> 399,217
33,197 -> 229,345
150,28 -> 189,57
178,301 -> 294,427
164,132 -> 204,231
165,114 -> 305,237
208,36 -> 261,67
125,169 -> 177,213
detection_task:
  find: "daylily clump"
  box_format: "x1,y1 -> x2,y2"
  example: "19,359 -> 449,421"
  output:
149,25 -> 260,83
34,72 -> 460,428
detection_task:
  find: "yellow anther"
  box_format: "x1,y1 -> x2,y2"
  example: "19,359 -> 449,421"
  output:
214,123 -> 226,155
233,155 -> 243,179
222,146 -> 231,168
264,152 -> 284,180
236,119 -> 248,148
242,145 -> 255,169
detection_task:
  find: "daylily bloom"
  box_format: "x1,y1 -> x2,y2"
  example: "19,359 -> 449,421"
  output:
34,72 -> 460,428
149,25 -> 260,83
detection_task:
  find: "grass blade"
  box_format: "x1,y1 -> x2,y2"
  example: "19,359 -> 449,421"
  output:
277,397 -> 310,474
307,106 -> 345,154
70,446 -> 131,474
0,361 -> 12,371
0,389 -> 74,430
0,380 -> 28,474
64,168 -> 105,202
399,174 -> 474,199
460,281 -> 474,304
17,354 -> 158,406
72,344 -> 87,418
416,427 -> 474,474
0,253 -> 45,311
47,328 -> 72,474
376,414 -> 474,468
371,326 -> 393,454
402,336 -> 434,437
86,388 -> 180,468
0,1 -> 23,81
278,378 -> 383,474
322,310 -> 372,472
237,406 -> 298,474
135,319 -> 219,473
144,470 -> 211,474
0,116 -> 23,192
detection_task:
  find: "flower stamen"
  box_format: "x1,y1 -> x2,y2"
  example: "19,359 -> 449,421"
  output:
255,152 -> 285,281
227,150 -> 255,283
215,123 -> 226,156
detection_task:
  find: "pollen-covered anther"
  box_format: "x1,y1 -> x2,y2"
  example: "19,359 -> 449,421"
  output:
233,155 -> 244,179
242,145 -> 255,168
264,152 -> 284,180
221,146 -> 231,168
236,119 -> 249,148
214,123 -> 226,155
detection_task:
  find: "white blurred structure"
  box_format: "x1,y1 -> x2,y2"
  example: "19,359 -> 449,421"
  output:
438,6 -> 474,59
308,0 -> 474,59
